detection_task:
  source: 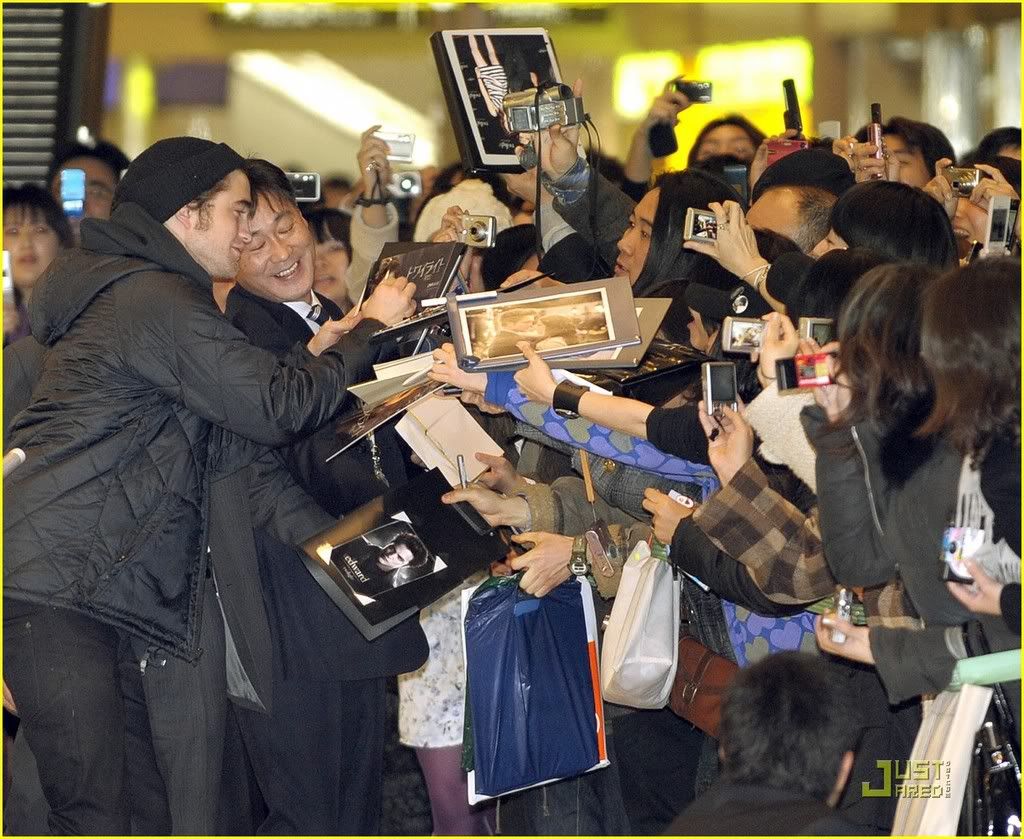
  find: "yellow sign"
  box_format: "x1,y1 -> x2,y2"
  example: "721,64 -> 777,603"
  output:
613,51 -> 685,121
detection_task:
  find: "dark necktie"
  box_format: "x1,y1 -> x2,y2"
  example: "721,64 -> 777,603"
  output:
307,303 -> 330,327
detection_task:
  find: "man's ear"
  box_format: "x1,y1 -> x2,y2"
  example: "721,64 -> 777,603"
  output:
827,750 -> 855,808
169,204 -> 194,232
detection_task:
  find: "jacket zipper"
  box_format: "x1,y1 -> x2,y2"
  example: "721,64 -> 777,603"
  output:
851,425 -> 885,538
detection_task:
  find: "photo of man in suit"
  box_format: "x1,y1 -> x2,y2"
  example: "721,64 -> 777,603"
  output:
334,520 -> 441,599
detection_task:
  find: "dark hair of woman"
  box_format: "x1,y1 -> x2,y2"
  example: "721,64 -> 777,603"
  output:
836,262 -> 940,427
301,207 -> 351,253
481,223 -> 538,291
916,257 -> 1020,465
635,168 -> 745,296
787,247 -> 890,323
829,180 -> 958,267
3,184 -> 74,248
686,115 -> 767,167
968,126 -> 1021,166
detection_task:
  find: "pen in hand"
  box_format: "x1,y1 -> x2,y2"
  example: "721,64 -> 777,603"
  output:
457,454 -> 469,489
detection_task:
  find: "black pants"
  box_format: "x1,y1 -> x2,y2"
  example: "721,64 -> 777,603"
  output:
234,676 -> 387,834
2,590 -> 226,835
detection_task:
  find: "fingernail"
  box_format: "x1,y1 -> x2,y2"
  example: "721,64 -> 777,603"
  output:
821,616 -> 835,627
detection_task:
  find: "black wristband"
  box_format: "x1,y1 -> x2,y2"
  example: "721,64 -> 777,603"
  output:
552,381 -> 588,418
355,195 -> 389,207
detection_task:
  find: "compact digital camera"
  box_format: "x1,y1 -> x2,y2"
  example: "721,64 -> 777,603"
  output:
943,166 -> 981,197
502,83 -> 586,133
458,214 -> 497,248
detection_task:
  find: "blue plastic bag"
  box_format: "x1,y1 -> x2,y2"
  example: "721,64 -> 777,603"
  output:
463,575 -> 606,799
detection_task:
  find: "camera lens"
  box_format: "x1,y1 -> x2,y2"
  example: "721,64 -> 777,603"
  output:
469,225 -> 484,242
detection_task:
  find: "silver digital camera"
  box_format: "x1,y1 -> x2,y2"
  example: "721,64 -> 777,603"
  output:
502,83 -> 586,133
458,214 -> 497,248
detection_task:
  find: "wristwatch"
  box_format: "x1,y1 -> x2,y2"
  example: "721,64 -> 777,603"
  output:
568,534 -> 590,576
552,381 -> 588,418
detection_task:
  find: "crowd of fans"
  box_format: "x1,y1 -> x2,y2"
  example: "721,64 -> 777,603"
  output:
2,55 -> 1020,839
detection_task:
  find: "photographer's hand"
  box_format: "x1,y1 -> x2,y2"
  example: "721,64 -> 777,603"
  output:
815,615 -> 874,664
748,128 -> 800,192
359,274 -> 416,326
530,78 -> 584,181
509,531 -> 575,597
356,125 -> 393,228
811,347 -> 850,422
625,87 -> 691,181
682,200 -> 767,280
946,559 -> 1005,616
751,312 -> 799,388
432,204 -> 466,244
970,163 -> 1020,208
922,158 -> 958,220
697,401 -> 753,487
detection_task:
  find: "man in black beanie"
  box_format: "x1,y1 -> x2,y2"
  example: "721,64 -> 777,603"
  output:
3,136 -> 416,834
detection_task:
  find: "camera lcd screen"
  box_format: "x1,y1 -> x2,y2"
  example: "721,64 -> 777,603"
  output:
690,211 -> 717,241
708,364 -> 737,401
990,209 -> 1008,242
810,321 -> 834,344
60,168 -> 86,218
728,319 -> 764,352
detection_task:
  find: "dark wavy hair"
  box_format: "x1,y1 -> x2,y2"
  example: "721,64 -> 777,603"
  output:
829,181 -> 957,267
634,168 -> 745,296
836,262 -> 940,428
389,534 -> 430,569
686,115 -> 766,166
787,247 -> 890,323
916,257 -> 1020,464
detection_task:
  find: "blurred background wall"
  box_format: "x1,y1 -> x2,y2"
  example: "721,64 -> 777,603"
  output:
4,2 -> 1020,184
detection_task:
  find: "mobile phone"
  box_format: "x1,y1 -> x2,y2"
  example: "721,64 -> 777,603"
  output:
286,171 -> 320,203
2,251 -> 12,307
981,195 -> 1015,257
765,138 -> 809,168
940,526 -> 982,583
817,120 -> 841,140
458,214 -> 496,248
683,207 -> 718,242
672,79 -> 713,104
798,317 -> 834,344
866,103 -> 885,178
584,520 -> 616,578
776,351 -> 835,390
942,166 -> 981,197
701,361 -> 738,414
831,587 -> 852,643
388,171 -> 422,198
782,79 -> 803,137
722,163 -> 749,205
375,130 -> 416,163
721,316 -> 765,354
60,168 -> 86,219
667,489 -> 696,508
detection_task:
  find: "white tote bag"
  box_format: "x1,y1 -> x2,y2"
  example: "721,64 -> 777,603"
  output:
890,683 -> 994,836
601,541 -> 681,709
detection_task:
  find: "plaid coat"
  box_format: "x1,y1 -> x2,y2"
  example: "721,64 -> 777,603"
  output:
692,458 -> 920,629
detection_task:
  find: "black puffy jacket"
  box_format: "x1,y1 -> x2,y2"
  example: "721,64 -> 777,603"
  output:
4,203 -> 379,661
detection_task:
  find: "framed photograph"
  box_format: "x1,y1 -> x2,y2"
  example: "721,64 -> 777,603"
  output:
299,469 -> 508,640
447,276 -> 642,372
430,28 -> 561,173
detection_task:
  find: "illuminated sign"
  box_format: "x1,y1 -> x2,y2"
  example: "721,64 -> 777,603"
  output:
613,52 -> 685,121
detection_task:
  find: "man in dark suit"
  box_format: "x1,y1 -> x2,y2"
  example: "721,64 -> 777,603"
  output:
223,159 -> 428,834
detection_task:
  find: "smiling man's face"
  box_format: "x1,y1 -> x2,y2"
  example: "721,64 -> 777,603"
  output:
235,192 -> 315,303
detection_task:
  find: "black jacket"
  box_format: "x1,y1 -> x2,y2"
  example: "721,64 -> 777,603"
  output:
3,203 -> 381,661
224,284 -> 428,680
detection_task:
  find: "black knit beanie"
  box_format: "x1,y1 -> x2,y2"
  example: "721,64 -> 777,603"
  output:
112,137 -> 245,222
750,148 -> 855,204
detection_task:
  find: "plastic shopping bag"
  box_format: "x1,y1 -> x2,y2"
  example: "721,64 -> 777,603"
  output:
461,575 -> 608,802
601,540 -> 680,708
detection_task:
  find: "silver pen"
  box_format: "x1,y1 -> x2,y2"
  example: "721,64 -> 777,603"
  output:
457,454 -> 468,489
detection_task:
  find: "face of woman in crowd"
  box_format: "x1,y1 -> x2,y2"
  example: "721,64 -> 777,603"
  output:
3,207 -> 62,295
952,196 -> 989,246
811,228 -> 848,258
695,125 -> 757,163
313,236 -> 350,306
881,135 -> 931,189
615,188 -> 659,285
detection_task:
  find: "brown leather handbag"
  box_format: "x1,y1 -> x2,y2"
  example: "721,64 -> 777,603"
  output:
668,637 -> 739,739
